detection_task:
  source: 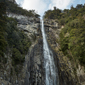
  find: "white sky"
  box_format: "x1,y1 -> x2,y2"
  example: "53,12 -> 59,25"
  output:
22,0 -> 74,16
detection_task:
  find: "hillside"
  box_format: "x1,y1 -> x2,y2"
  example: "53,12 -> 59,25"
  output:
44,4 -> 85,85
6,0 -> 40,18
0,1 -> 43,85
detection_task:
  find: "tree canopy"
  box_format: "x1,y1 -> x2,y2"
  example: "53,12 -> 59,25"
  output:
44,4 -> 85,66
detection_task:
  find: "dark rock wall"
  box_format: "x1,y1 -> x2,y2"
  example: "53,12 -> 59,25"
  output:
25,39 -> 45,85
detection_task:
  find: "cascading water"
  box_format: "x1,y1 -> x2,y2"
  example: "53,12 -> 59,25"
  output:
41,20 -> 59,85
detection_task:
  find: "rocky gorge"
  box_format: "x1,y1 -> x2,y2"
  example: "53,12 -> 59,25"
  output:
0,0 -> 85,85
0,13 -> 85,85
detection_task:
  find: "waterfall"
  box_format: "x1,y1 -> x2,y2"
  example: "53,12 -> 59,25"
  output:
41,20 -> 59,85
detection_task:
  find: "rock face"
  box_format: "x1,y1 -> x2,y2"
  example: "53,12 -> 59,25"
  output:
44,19 -> 85,85
24,39 -> 45,85
1,12 -> 85,85
7,13 -> 40,40
0,13 -> 44,85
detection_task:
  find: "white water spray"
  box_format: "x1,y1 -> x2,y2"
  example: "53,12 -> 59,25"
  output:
41,20 -> 59,85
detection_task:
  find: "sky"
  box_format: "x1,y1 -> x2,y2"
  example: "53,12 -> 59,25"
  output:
15,0 -> 85,16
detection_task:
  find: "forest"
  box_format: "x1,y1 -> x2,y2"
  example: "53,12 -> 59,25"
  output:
44,4 -> 85,66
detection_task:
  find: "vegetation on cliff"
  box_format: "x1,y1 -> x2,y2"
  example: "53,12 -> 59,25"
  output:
6,17 -> 31,66
44,4 -> 85,66
6,0 -> 40,18
0,1 -> 32,73
0,2 -> 7,61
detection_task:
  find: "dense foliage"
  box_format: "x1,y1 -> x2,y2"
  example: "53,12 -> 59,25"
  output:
6,0 -> 40,18
44,8 -> 62,19
6,17 -> 31,66
44,4 -> 85,65
0,2 -> 7,60
0,1 -> 31,69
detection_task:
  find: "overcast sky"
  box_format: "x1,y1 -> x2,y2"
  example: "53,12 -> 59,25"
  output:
15,0 -> 85,16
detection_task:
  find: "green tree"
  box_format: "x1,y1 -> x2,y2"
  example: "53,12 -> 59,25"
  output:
0,2 -> 7,58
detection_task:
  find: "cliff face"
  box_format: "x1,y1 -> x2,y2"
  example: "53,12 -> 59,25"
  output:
0,12 -> 45,85
44,19 -> 85,85
7,13 -> 40,37
25,38 -> 45,85
1,1 -> 85,84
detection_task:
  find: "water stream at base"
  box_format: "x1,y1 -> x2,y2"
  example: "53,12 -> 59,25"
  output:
41,20 -> 59,85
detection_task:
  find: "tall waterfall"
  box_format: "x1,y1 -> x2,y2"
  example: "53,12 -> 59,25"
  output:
41,20 -> 59,85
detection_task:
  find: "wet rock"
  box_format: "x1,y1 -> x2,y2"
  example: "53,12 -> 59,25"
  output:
25,38 -> 45,85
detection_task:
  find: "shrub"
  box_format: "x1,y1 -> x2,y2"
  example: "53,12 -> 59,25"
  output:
12,48 -> 25,65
